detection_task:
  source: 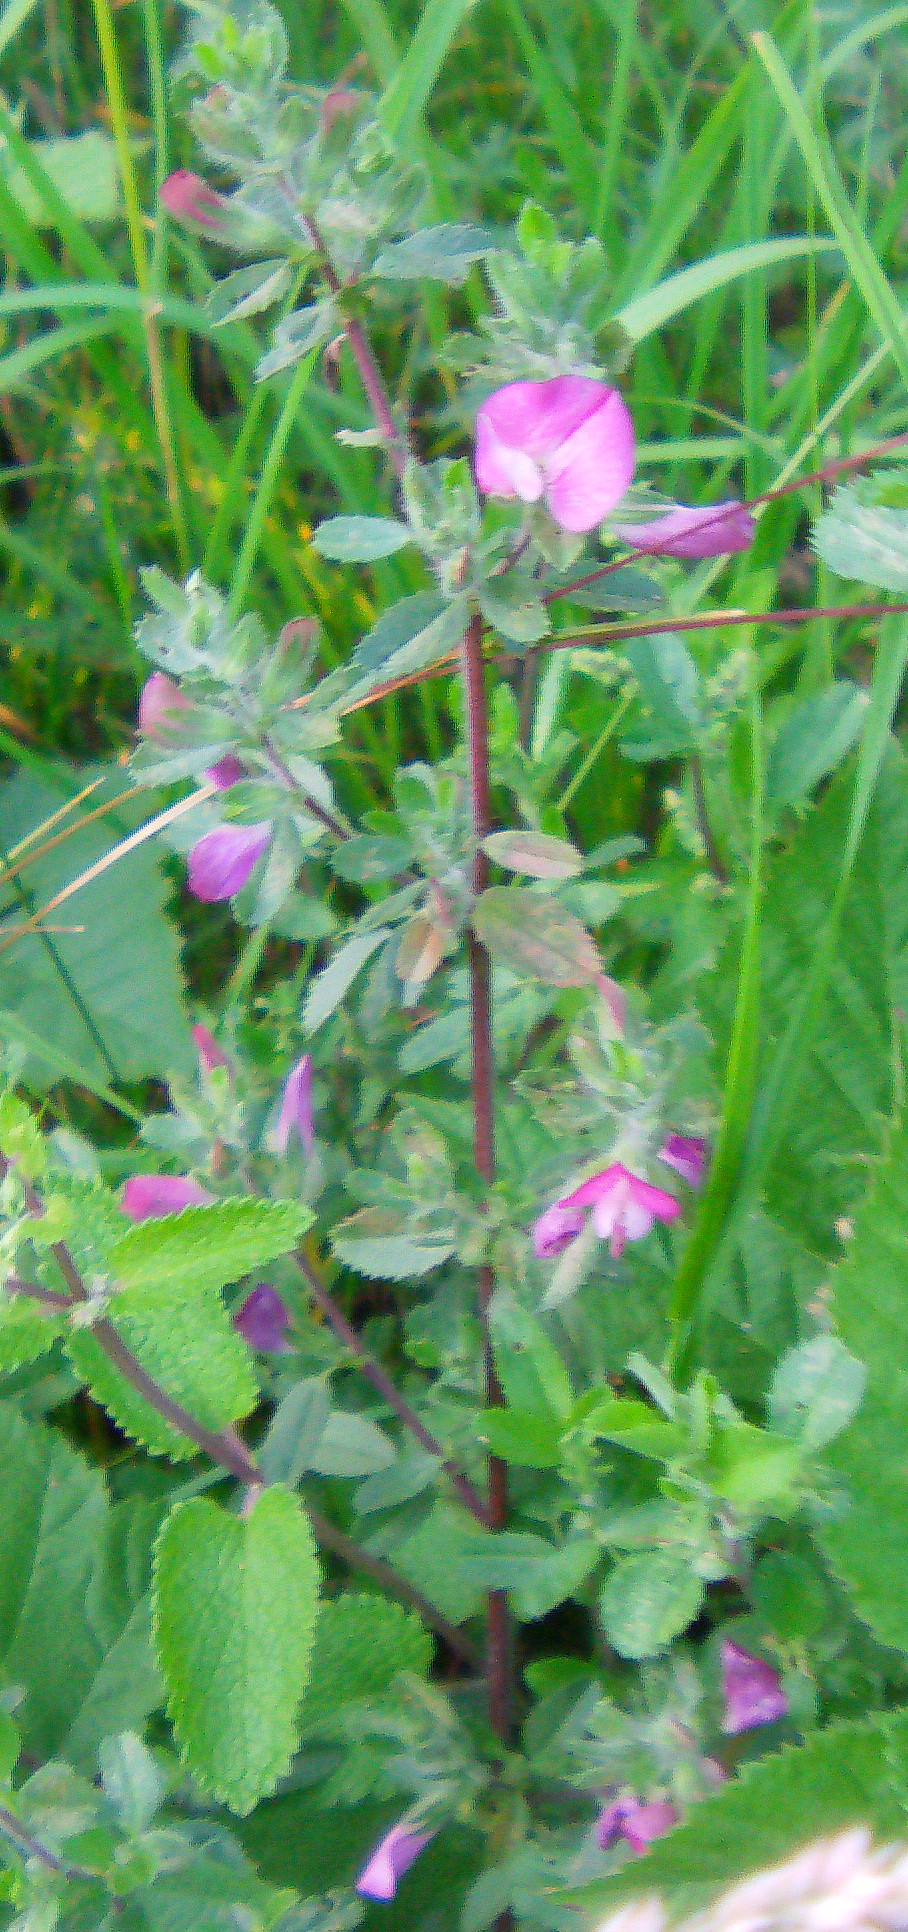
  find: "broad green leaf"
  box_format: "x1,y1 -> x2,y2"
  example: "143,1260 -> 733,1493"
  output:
472,887 -> 601,985
481,831 -> 582,880
311,516 -> 412,562
346,599 -> 468,701
480,1407 -> 562,1468
258,1377 -> 332,1488
0,1410 -> 161,1766
0,772 -> 193,1091
301,1594 -> 432,1730
766,681 -> 868,808
255,297 -> 338,379
620,632 -> 702,761
99,1733 -> 164,1837
478,582 -> 550,644
350,591 -> 446,677
67,1266 -> 258,1459
154,1488 -> 320,1813
769,1335 -> 867,1450
111,1198 -> 310,1297
572,1709 -> 908,1919
302,927 -> 391,1034
598,1551 -> 704,1659
395,1507 -> 596,1622
812,474 -> 908,592
371,224 -> 494,284
0,1294 -> 65,1371
580,1396 -> 684,1461
821,1126 -> 908,1652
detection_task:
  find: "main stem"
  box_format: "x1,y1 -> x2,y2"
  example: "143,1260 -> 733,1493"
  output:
462,612 -> 512,1747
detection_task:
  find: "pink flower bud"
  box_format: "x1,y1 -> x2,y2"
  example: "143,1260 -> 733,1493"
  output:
596,1796 -> 678,1856
191,1024 -> 232,1077
475,377 -> 635,534
721,1639 -> 788,1735
204,755 -> 247,791
187,823 -> 271,902
273,1055 -> 315,1155
233,1284 -> 292,1352
120,1174 -> 215,1220
613,501 -> 755,559
137,672 -> 190,742
356,1823 -> 435,1902
160,170 -> 224,229
658,1134 -> 708,1189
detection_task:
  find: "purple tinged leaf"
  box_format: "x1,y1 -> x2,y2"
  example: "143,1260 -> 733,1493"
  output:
120,1175 -> 215,1220
613,501 -> 755,558
475,377 -> 635,534
356,1823 -> 435,1901
658,1134 -> 708,1189
721,1639 -> 788,1735
187,823 -> 271,902
233,1284 -> 292,1353
273,1055 -> 315,1155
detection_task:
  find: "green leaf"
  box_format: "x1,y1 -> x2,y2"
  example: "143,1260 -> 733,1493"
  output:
571,1709 -> 908,1919
478,582 -> 550,644
67,1260 -> 259,1459
0,771 -> 193,1091
330,1207 -> 456,1279
255,297 -> 339,380
769,1335 -> 867,1449
99,1732 -> 165,1836
311,516 -> 412,562
301,1594 -> 432,1730
471,887 -> 601,985
580,1396 -> 685,1461
346,599 -> 468,701
110,1198 -> 310,1298
302,927 -> 391,1034
812,474 -> 908,592
258,1377 -> 332,1488
0,1410 -> 161,1766
766,681 -> 868,808
0,1293 -> 66,1371
614,237 -> 838,343
480,1407 -> 562,1468
820,1126 -> 908,1652
620,632 -> 702,761
481,831 -> 582,880
350,591 -> 446,677
206,259 -> 292,326
154,1488 -> 320,1814
598,1551 -> 704,1659
371,224 -> 494,284
308,1410 -> 397,1478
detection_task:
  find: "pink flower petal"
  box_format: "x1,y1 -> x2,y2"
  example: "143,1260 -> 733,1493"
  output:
478,377 -> 619,460
613,501 -> 755,559
721,1639 -> 788,1735
273,1055 -> 315,1155
187,822 -> 271,902
356,1825 -> 434,1902
475,412 -> 544,502
595,1797 -> 678,1856
560,1162 -> 628,1211
121,1175 -> 215,1220
544,389 -> 636,533
138,672 -> 189,742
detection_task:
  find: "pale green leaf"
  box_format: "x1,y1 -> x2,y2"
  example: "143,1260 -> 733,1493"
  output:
598,1551 -> 704,1659
1,131 -> 119,226
371,224 -> 494,284
302,927 -> 391,1034
154,1488 -> 320,1813
472,887 -> 601,985
311,516 -> 412,563
330,1207 -> 456,1279
766,681 -> 868,808
206,259 -> 291,326
111,1198 -> 310,1297
308,1410 -> 397,1478
615,238 -> 838,343
301,1594 -> 432,1730
481,831 -> 582,880
812,474 -> 908,592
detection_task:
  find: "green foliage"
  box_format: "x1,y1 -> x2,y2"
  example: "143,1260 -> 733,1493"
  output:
154,1488 -> 320,1813
301,1594 -> 432,1729
111,1200 -> 311,1297
813,473 -> 908,590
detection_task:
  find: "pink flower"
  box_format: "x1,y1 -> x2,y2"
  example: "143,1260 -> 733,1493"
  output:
613,501 -> 755,559
721,1640 -> 788,1735
233,1284 -> 292,1352
658,1134 -> 708,1189
187,823 -> 271,901
121,1174 -> 215,1220
356,1823 -> 435,1901
205,755 -> 247,791
160,169 -> 224,229
475,377 -> 635,534
596,1797 -> 678,1856
273,1055 -> 314,1155
533,1162 -> 681,1261
138,672 -> 190,742
191,1024 -> 232,1077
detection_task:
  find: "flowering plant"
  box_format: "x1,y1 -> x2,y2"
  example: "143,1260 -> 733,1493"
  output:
2,4 -> 908,1931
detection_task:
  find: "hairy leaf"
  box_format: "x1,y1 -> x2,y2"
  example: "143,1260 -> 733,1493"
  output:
812,472 -> 908,591
471,887 -> 601,985
302,1594 -> 432,1730
111,1198 -> 310,1297
154,1488 -> 320,1813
